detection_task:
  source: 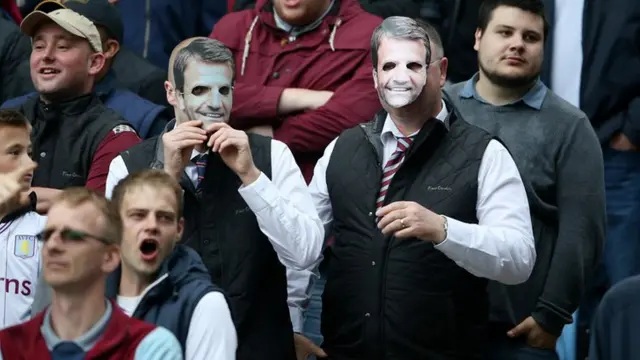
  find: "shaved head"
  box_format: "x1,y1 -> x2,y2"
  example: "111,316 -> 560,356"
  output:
166,37 -> 209,122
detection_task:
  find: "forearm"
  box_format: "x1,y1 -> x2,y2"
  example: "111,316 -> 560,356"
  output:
287,267 -> 315,332
237,173 -> 324,270
229,83 -> 286,128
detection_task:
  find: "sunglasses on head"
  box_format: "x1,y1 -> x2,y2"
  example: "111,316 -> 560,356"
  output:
36,227 -> 111,245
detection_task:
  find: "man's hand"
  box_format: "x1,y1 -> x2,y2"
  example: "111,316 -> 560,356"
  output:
294,333 -> 327,360
508,316 -> 558,350
206,122 -> 261,185
376,201 -> 446,243
610,132 -> 638,151
0,163 -> 37,212
306,90 -> 334,110
162,120 -> 207,180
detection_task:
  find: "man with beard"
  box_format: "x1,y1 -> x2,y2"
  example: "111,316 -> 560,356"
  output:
304,16 -> 536,359
105,38 -> 324,360
444,0 -> 605,358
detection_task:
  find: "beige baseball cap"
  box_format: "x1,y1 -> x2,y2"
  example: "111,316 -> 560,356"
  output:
20,8 -> 103,52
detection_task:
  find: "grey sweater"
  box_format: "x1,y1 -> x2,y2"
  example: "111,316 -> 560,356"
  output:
444,80 -> 606,336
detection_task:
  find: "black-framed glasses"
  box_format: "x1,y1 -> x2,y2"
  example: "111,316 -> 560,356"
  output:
36,227 -> 112,245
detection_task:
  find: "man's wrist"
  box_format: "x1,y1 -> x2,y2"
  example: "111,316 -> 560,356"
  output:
239,166 -> 261,186
432,215 -> 448,244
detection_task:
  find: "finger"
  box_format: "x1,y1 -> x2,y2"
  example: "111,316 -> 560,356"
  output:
172,126 -> 208,137
393,226 -> 418,239
216,138 -> 239,153
170,131 -> 208,143
376,209 -> 404,230
177,120 -> 204,129
310,343 -> 328,357
207,128 -> 228,149
507,322 -> 527,337
376,201 -> 409,217
174,139 -> 205,150
10,162 -> 37,181
203,121 -> 230,133
380,218 -> 405,236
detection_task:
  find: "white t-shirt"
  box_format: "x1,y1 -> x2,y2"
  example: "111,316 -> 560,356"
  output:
117,290 -> 237,360
0,212 -> 46,329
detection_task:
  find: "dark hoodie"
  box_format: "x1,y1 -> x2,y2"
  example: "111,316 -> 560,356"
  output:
210,0 -> 382,183
105,245 -> 223,353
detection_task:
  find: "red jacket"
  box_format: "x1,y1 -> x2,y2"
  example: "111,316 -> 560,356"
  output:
211,0 -> 382,182
0,303 -> 156,359
1,0 -> 22,23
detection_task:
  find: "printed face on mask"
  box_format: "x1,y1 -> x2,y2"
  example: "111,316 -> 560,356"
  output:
177,60 -> 233,127
373,37 -> 428,108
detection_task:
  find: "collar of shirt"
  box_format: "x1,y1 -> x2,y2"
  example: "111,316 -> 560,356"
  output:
381,99 -> 449,142
459,72 -> 547,110
41,300 -> 113,352
274,0 -> 335,38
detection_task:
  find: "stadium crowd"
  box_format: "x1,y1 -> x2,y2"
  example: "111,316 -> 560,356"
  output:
0,0 -> 638,359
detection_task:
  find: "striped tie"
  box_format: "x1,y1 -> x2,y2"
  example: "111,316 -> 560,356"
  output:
376,136 -> 414,211
193,153 -> 208,188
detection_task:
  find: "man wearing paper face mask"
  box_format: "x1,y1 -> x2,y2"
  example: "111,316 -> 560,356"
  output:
303,16 -> 536,359
106,38 -> 324,360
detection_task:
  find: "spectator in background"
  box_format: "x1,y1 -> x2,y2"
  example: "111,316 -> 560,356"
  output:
0,109 -> 45,330
540,0 -> 640,357
106,38 -> 324,360
0,188 -> 184,360
0,16 -> 32,104
1,7 -> 140,206
210,0 -> 382,183
109,0 -> 225,70
5,0 -> 171,139
1,0 -> 21,23
231,0 -> 422,20
445,0 -> 605,358
32,170 -> 238,360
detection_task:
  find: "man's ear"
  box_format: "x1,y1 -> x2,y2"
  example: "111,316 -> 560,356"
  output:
88,52 -> 106,76
103,39 -> 120,60
165,81 -> 177,106
372,69 -> 378,89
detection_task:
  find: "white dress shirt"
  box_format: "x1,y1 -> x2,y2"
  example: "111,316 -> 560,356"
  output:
118,290 -> 237,360
551,0 -> 584,107
105,135 -> 325,332
294,102 -> 535,292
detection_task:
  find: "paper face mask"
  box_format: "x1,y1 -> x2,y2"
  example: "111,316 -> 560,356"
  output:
374,39 -> 428,109
178,60 -> 234,127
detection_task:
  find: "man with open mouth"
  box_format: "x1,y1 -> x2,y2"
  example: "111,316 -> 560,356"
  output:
107,169 -> 236,360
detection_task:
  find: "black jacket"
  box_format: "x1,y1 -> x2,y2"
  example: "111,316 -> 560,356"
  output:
322,108 -> 494,360
8,94 -> 129,189
0,16 -> 33,104
541,0 -> 640,145
119,123 -> 296,360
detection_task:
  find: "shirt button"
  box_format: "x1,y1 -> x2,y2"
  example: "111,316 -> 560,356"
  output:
272,72 -> 280,79
371,261 -> 376,266
40,152 -> 46,158
368,212 -> 373,216
203,240 -> 210,245
365,313 -> 371,317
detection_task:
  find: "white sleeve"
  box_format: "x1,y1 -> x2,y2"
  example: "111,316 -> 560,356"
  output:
236,140 -> 324,270
434,140 -> 536,285
105,155 -> 130,200
185,292 -> 237,360
135,327 -> 184,360
287,267 -> 315,333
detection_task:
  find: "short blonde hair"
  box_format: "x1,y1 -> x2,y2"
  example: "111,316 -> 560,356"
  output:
110,169 -> 183,218
56,187 -> 121,245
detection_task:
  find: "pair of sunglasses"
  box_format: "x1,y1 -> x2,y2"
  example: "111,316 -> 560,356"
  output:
36,227 -> 112,245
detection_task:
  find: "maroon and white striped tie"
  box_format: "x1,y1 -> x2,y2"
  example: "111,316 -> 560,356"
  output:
376,136 -> 414,211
